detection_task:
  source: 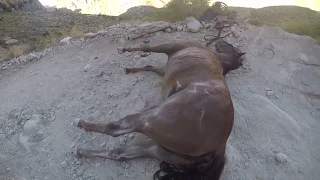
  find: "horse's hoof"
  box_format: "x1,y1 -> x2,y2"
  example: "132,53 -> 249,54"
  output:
72,118 -> 80,127
75,148 -> 83,158
124,68 -> 130,74
117,47 -> 124,54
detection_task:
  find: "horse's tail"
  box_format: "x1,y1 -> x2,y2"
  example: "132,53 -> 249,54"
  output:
153,151 -> 226,180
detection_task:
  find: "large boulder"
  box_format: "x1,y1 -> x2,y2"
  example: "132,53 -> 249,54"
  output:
242,26 -> 320,112
185,17 -> 203,33
127,21 -> 171,40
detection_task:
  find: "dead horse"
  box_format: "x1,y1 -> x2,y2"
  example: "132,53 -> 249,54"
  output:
72,42 -> 244,180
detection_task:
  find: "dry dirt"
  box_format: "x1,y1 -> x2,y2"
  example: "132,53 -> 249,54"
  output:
0,23 -> 319,180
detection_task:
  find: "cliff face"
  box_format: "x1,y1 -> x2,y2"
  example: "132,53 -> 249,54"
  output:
0,0 -> 44,12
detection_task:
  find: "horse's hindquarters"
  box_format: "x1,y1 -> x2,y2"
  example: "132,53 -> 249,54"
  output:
140,80 -> 234,157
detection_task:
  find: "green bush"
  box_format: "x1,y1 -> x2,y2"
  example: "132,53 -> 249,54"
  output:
151,0 -> 210,21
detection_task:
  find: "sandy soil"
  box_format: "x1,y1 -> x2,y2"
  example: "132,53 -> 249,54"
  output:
0,23 -> 319,180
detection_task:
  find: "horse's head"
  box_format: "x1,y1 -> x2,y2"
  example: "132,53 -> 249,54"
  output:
214,40 -> 245,75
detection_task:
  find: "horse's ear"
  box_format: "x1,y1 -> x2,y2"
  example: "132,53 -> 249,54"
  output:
238,52 -> 246,57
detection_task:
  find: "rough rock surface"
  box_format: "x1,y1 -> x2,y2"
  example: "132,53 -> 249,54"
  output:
0,0 -> 44,12
60,37 -> 72,45
185,16 -> 203,33
84,33 -> 98,40
127,21 -> 171,40
5,39 -> 19,46
0,22 -> 319,180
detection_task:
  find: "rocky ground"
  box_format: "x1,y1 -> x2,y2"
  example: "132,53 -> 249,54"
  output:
0,16 -> 319,180
0,9 -> 119,61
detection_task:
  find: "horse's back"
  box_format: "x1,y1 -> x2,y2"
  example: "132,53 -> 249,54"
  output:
162,47 -> 225,99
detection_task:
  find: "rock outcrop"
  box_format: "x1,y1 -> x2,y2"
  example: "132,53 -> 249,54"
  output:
0,0 -> 44,12
127,21 -> 171,40
185,17 -> 203,33
55,0 -> 171,16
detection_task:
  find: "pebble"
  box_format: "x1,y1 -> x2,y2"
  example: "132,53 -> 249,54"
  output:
169,24 -> 177,31
71,147 -> 78,155
95,163 -> 101,168
36,130 -> 45,136
266,90 -> 275,96
76,169 -> 84,176
204,23 -> 213,29
72,118 -> 80,127
165,28 -> 172,33
119,137 -> 126,145
96,71 -> 104,77
60,37 -> 72,45
61,161 -> 68,168
84,32 -> 98,40
123,162 -> 131,169
177,25 -> 183,31
27,53 -> 39,61
70,141 -> 76,148
0,134 -> 5,141
311,111 -> 320,119
84,64 -> 92,72
5,39 -> 19,45
108,110 -> 113,115
100,142 -> 106,147
7,130 -> 14,135
107,176 -> 114,180
267,157 -> 273,164
128,134 -> 135,139
118,38 -> 126,45
275,153 -> 287,163
76,159 -> 83,165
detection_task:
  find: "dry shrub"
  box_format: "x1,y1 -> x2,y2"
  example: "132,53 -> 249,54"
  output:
0,44 -> 33,60
69,26 -> 86,38
282,18 -> 320,43
151,0 -> 210,21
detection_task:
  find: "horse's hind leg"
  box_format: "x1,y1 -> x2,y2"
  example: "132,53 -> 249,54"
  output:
117,42 -> 207,56
118,44 -> 180,56
77,134 -> 193,165
125,65 -> 165,76
72,113 -> 141,137
76,134 -> 154,160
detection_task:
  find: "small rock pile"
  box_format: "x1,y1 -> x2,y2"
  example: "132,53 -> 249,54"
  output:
0,15 -> 244,71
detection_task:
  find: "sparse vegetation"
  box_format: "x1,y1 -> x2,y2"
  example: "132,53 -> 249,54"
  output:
0,44 -> 32,61
150,0 -> 210,21
243,6 -> 320,43
0,10 -> 118,60
282,19 -> 320,43
1,3 -> 320,62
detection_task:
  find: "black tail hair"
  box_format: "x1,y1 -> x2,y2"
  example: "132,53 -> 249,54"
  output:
153,152 -> 225,180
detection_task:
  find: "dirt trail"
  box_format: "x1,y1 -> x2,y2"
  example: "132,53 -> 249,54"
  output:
0,25 -> 319,180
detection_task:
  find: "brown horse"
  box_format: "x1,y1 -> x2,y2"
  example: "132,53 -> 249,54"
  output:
72,42 -> 244,180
